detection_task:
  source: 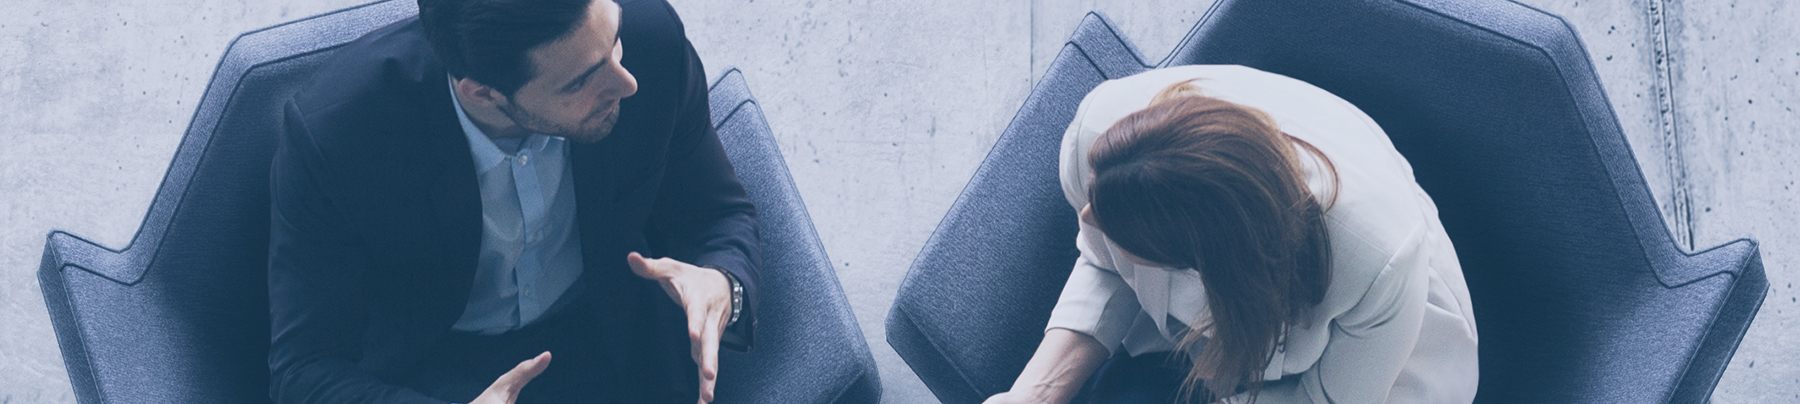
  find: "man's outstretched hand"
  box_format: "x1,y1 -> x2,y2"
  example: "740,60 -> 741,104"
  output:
470,352 -> 551,404
627,252 -> 732,404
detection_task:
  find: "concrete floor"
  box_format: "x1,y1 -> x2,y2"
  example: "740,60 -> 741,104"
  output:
2,0 -> 1794,402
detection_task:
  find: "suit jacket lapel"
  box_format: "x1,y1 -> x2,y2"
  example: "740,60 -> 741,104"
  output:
571,141 -> 622,222
424,82 -> 482,324
572,139 -> 629,286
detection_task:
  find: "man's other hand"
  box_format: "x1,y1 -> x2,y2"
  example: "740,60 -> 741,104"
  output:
470,352 -> 551,404
626,252 -> 731,404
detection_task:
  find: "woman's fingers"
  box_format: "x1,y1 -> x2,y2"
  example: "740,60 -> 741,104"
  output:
496,352 -> 552,395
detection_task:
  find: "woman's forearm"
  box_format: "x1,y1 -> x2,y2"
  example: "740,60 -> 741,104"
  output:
1006,328 -> 1112,404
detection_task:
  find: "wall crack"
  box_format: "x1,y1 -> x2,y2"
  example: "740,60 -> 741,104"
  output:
1649,0 -> 1694,251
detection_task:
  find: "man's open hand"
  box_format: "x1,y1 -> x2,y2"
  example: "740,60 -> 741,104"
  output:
470,352 -> 551,404
627,252 -> 731,404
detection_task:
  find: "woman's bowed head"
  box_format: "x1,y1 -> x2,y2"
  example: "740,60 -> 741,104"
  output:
1084,80 -> 1339,402
992,65 -> 1479,404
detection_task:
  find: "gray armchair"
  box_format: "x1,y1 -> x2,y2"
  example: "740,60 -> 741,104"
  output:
886,1 -> 1767,403
37,1 -> 879,403
709,68 -> 881,404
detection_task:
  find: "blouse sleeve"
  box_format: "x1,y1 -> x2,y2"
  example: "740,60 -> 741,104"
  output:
1045,224 -> 1144,355
1043,79 -> 1142,354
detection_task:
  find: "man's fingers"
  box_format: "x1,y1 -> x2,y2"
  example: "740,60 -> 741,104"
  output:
687,304 -> 708,363
699,311 -> 721,380
627,252 -> 660,279
496,352 -> 552,394
686,321 -> 707,403
635,253 -> 693,307
696,306 -> 724,403
698,367 -> 718,404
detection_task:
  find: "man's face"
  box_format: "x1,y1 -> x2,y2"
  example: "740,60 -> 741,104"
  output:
500,0 -> 638,143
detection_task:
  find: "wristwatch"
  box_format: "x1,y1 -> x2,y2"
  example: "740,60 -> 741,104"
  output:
705,265 -> 744,327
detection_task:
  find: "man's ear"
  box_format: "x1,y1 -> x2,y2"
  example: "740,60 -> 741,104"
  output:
453,77 -> 508,107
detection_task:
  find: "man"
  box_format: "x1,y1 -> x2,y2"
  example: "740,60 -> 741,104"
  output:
267,0 -> 760,402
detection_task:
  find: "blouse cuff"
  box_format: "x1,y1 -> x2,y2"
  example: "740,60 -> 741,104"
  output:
1045,256 -> 1140,355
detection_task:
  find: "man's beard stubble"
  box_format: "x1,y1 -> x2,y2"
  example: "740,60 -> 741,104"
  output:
497,101 -> 622,144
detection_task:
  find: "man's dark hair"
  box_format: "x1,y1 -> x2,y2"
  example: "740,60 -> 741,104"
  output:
418,0 -> 594,96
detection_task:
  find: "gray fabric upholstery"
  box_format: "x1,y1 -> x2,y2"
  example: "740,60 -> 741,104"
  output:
887,1 -> 1767,403
884,13 -> 1147,404
709,68 -> 882,404
37,1 -> 878,403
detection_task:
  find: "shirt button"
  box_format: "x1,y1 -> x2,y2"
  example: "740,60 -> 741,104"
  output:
517,154 -> 530,165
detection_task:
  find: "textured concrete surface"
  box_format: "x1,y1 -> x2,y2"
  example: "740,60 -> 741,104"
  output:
1,1 -> 372,402
1027,0 -> 1211,84
668,1 -> 1032,401
1662,1 -> 1800,402
2,0 -> 1794,403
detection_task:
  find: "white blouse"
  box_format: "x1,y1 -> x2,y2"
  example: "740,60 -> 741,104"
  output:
1045,65 -> 1479,403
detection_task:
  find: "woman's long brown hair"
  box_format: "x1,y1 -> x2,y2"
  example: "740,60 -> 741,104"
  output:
1086,80 -> 1339,402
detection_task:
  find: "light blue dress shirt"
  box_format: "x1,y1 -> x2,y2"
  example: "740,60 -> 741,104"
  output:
448,80 -> 585,335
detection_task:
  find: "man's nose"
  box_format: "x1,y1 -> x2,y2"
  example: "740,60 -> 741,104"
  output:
607,68 -> 639,100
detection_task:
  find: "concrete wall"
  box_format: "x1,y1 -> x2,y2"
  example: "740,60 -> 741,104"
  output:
2,1 -> 375,402
2,0 -> 1793,402
1663,1 -> 1800,402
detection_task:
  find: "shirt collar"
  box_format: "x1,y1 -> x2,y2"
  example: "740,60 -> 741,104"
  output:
450,76 -> 510,174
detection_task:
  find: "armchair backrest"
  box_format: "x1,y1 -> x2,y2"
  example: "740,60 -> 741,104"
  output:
39,2 -> 420,402
1165,0 -> 1765,401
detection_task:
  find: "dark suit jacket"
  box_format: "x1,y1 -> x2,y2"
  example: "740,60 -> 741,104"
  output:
267,1 -> 760,403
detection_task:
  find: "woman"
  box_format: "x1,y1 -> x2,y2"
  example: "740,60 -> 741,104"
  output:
985,65 -> 1479,404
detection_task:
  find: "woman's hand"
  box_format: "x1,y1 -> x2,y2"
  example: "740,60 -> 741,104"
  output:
993,328 -> 1112,404
982,391 -> 1042,404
